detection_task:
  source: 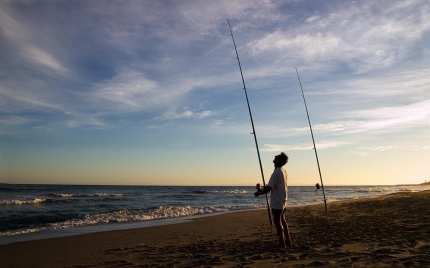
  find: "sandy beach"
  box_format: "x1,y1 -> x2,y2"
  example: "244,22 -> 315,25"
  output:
2,190 -> 429,267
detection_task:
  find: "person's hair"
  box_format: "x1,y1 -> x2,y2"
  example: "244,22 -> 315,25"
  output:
278,152 -> 289,166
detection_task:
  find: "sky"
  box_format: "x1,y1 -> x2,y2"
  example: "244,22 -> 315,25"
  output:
0,0 -> 429,186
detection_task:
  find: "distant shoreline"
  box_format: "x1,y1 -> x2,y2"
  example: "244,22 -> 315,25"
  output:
2,182 -> 430,187
397,182 -> 430,186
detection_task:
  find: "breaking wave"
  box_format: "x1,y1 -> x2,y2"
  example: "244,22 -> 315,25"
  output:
0,204 -> 264,236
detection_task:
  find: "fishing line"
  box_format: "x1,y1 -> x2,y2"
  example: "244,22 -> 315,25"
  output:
295,67 -> 328,212
227,19 -> 273,228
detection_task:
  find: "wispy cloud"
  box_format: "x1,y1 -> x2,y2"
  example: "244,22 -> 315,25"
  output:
92,69 -> 161,110
63,113 -> 106,129
345,100 -> 430,134
250,31 -> 343,62
358,145 -> 430,152
32,114 -> 107,133
312,70 -> 430,98
157,109 -> 212,121
280,99 -> 429,137
262,141 -> 348,152
0,117 -> 31,135
20,46 -> 67,74
0,4 -> 68,75
0,83 -> 65,113
210,120 -> 224,128
90,66 -> 231,114
246,0 -> 430,73
0,116 -> 30,126
285,122 -> 358,133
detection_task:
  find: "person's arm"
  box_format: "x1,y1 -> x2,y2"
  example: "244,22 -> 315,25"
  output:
254,185 -> 272,197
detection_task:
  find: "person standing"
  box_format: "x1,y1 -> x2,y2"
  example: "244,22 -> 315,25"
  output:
254,152 -> 292,248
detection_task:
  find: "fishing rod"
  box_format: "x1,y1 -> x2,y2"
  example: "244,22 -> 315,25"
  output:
227,19 -> 273,226
295,67 -> 328,212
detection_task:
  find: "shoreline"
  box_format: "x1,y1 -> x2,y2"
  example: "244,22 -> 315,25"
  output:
0,197 -> 372,246
0,188 -> 426,246
0,209 -> 261,246
2,190 -> 430,267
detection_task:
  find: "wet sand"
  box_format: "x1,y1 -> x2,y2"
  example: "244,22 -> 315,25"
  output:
2,190 -> 430,267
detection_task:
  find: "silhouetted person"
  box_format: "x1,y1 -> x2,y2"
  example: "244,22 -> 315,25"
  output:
255,152 -> 292,248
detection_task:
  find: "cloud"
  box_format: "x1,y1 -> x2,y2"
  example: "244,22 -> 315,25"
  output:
89,0 -> 284,59
262,141 -> 348,152
246,0 -> 430,73
310,69 -> 430,99
1,0 -> 429,142
345,100 -> 430,134
0,80 -> 107,132
65,120 -> 104,129
0,83 -> 65,112
250,31 -> 343,61
358,146 -> 430,152
286,122 -> 358,133
281,99 -> 429,137
20,46 -> 67,74
0,3 -> 68,74
32,116 -> 106,133
0,116 -> 30,126
157,109 -> 213,121
90,67 -> 230,114
210,120 -> 224,128
0,116 -> 31,134
92,70 -> 161,110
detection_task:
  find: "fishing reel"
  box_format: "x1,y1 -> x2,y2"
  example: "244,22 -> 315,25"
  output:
254,183 -> 263,197
256,183 -> 262,191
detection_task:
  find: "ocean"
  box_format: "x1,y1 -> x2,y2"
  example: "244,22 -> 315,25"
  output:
1,184 -> 429,245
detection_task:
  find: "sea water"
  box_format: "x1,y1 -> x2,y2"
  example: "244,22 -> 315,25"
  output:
1,184 -> 429,244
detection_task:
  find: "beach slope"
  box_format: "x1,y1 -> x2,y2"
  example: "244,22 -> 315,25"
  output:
2,190 -> 429,267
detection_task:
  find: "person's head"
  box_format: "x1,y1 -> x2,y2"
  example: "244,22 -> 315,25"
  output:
273,152 -> 288,167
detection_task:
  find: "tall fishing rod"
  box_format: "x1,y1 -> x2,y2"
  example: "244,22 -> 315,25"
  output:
295,67 -> 328,212
227,19 -> 273,226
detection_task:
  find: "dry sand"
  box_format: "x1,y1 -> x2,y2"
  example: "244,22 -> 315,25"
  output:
2,190 -> 429,267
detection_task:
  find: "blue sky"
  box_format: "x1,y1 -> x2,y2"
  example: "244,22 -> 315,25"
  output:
1,0 -> 429,186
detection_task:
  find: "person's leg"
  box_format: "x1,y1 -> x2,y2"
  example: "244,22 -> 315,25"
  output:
272,209 -> 286,248
280,208 -> 292,248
